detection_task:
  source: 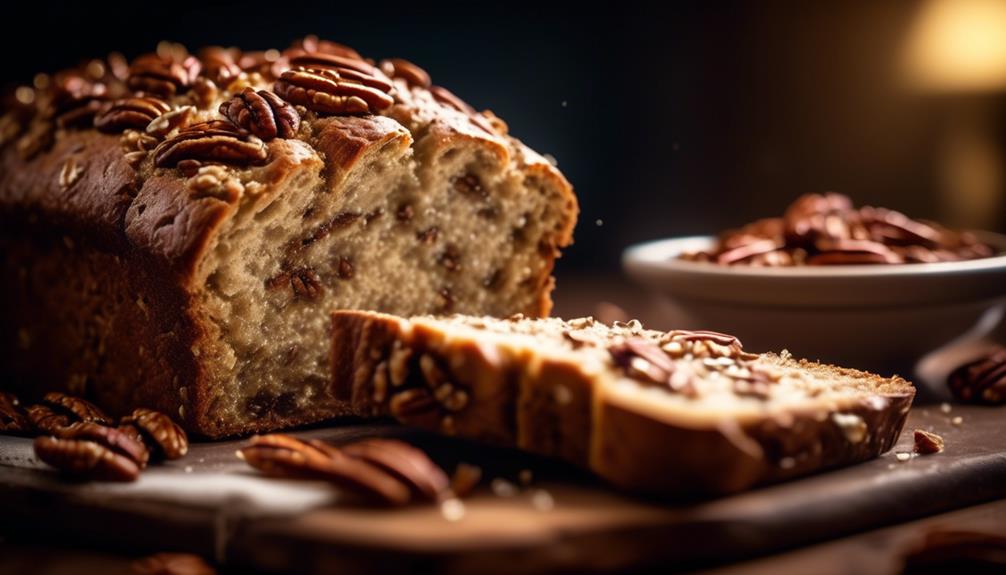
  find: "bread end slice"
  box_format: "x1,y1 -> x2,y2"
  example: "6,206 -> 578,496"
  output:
330,311 -> 914,497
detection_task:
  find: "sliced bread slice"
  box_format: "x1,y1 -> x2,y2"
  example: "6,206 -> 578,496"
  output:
329,311 -> 915,497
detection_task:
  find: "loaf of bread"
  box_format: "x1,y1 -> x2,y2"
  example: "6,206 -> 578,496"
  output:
0,39 -> 577,437
330,311 -> 915,496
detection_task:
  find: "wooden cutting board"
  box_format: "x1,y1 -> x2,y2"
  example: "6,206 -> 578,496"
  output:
1,404 -> 1004,574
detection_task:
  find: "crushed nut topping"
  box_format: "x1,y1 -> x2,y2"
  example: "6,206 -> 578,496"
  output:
94,97 -> 171,133
152,120 -> 267,168
274,66 -> 393,115
219,87 -> 300,140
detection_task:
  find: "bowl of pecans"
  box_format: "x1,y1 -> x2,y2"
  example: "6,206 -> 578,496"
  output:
623,193 -> 1006,377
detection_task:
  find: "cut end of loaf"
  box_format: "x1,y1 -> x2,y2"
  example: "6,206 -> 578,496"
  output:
0,39 -> 577,438
187,89 -> 576,437
329,311 -> 915,497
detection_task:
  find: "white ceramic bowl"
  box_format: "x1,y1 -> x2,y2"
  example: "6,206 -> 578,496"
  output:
622,232 -> 1006,378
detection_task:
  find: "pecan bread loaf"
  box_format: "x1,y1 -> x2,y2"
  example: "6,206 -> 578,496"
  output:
331,311 -> 915,496
0,39 -> 577,437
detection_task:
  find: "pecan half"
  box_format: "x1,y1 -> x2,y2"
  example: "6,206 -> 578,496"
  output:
45,72 -> 108,129
289,35 -> 363,60
128,52 -> 201,97
41,392 -> 111,425
342,439 -> 449,501
0,391 -> 31,434
26,404 -> 71,435
152,120 -> 267,168
120,408 -> 188,460
237,434 -> 412,506
948,348 -> 1006,405
286,50 -> 378,77
274,66 -> 393,115
57,421 -> 150,468
913,429 -> 945,455
379,58 -> 431,88
33,436 -> 140,482
94,97 -> 171,133
219,88 -> 300,140
198,46 -> 243,85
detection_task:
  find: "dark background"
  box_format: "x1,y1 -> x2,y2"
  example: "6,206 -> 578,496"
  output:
4,1 -> 1004,276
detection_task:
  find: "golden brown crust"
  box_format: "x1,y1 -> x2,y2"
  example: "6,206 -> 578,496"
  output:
330,310 -> 915,497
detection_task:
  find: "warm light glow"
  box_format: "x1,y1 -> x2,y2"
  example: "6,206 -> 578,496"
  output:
903,0 -> 1006,92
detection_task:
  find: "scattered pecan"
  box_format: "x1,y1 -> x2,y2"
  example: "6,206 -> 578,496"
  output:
41,392 -> 112,425
198,46 -> 243,85
417,226 -> 439,245
379,58 -> 431,88
94,97 -> 171,133
913,429 -> 945,455
302,211 -> 362,246
120,407 -> 188,460
342,439 -> 449,501
128,52 -> 201,97
33,436 -> 140,482
219,88 -> 300,140
57,421 -> 150,468
237,434 -> 412,506
152,120 -> 267,168
274,66 -> 393,115
948,348 -> 1006,405
131,552 -> 217,575
0,391 -> 31,434
26,404 -> 71,435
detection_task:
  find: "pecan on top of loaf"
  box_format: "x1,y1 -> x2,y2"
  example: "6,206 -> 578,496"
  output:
0,37 -> 577,438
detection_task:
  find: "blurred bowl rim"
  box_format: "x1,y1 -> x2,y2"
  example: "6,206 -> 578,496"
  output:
622,231 -> 1006,308
623,231 -> 1006,278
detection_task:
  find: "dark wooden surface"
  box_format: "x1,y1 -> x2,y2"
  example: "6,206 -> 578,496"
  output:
1,403 -> 1004,574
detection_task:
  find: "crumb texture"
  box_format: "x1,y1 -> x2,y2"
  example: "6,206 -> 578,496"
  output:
0,39 -> 577,436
